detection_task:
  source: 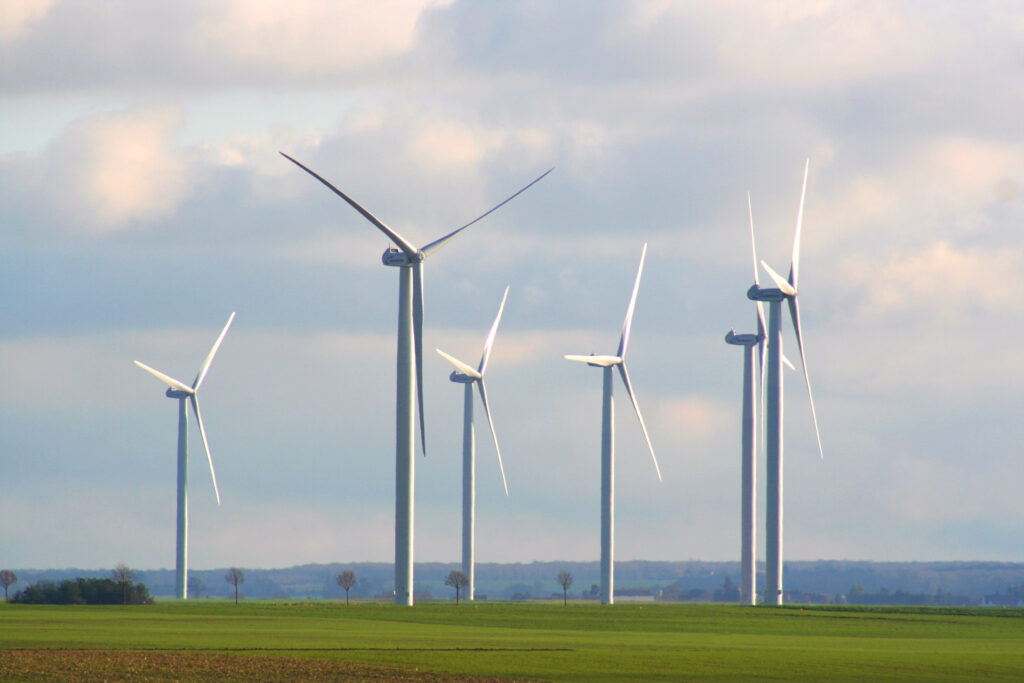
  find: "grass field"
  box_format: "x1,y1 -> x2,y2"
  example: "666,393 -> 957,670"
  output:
2,600 -> 1024,681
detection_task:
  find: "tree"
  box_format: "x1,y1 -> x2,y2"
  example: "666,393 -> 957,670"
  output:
337,571 -> 356,606
112,564 -> 134,606
0,570 -> 17,602
556,570 -> 573,606
187,575 -> 205,599
444,570 -> 469,605
225,568 -> 244,605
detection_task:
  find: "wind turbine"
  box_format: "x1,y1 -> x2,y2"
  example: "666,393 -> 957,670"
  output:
746,159 -> 824,605
725,194 -> 767,606
435,286 -> 510,602
281,153 -> 551,605
134,312 -> 235,600
565,243 -> 661,605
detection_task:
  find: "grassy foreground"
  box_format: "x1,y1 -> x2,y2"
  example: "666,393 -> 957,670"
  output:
2,601 -> 1024,681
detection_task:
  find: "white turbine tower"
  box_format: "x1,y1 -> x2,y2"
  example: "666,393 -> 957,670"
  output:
134,312 -> 235,600
565,243 -> 662,605
725,194 -> 767,606
435,286 -> 510,602
746,160 -> 824,605
281,153 -> 551,605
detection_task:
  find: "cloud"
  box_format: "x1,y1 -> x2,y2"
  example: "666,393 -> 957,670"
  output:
0,0 -> 55,43
842,241 -> 1024,318
40,108 -> 189,235
816,138 -> 1024,247
188,0 -> 451,79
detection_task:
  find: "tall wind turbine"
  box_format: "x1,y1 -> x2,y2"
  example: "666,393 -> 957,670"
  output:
565,243 -> 662,605
725,194 -> 766,606
746,160 -> 824,605
435,286 -> 510,602
134,312 -> 235,600
281,153 -> 550,605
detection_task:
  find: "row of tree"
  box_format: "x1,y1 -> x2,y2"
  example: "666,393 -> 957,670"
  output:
0,565 -> 251,605
11,564 -> 153,605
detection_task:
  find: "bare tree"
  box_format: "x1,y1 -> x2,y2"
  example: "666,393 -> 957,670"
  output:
337,571 -> 356,606
557,570 -> 573,606
0,570 -> 16,602
187,575 -> 205,599
112,564 -> 134,605
444,570 -> 469,605
225,567 -> 244,605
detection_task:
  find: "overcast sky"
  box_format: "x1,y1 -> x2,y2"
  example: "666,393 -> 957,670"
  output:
2,1 -> 1023,573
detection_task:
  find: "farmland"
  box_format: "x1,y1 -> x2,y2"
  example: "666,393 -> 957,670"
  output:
2,601 -> 1023,680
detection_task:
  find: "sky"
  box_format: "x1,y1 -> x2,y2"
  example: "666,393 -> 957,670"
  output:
2,1 -> 1023,572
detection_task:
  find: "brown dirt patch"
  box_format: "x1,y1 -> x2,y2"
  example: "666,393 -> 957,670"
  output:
0,649 -> 515,682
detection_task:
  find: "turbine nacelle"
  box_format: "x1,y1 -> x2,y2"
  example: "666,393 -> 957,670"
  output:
725,330 -> 761,346
381,248 -> 423,267
747,283 -> 788,303
165,388 -> 193,399
448,370 -> 475,384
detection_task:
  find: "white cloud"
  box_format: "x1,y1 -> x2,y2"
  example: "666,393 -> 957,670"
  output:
0,0 -> 55,43
42,108 -> 189,234
842,241 -> 1024,318
188,0 -> 451,78
817,138 -> 1024,246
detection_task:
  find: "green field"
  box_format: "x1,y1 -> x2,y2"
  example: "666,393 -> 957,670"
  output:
2,601 -> 1024,681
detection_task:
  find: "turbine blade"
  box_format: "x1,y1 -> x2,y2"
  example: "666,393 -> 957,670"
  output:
617,243 -> 648,359
190,395 -> 221,505
782,354 -> 796,371
279,152 -> 419,256
761,260 -> 796,296
477,380 -> 508,496
419,168 -> 553,258
758,324 -> 767,459
790,159 -> 809,289
565,354 -> 621,367
413,261 -> 426,455
788,296 -> 824,459
134,361 -> 193,395
748,192 -> 760,286
436,348 -> 481,379
478,286 -> 509,375
750,192 -> 768,362
193,312 -> 235,390
617,363 -> 662,481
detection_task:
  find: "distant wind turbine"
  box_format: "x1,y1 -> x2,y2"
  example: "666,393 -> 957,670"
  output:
436,286 -> 510,602
725,194 -> 767,606
134,312 -> 235,600
747,160 -> 824,605
281,152 -> 551,605
565,243 -> 661,605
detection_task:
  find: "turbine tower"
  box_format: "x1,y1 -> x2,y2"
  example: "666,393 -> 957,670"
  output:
746,160 -> 824,605
134,312 -> 235,600
565,243 -> 661,605
725,194 -> 766,606
436,286 -> 510,602
281,153 -> 550,605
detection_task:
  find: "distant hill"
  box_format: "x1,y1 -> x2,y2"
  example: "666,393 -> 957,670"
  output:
6,561 -> 1023,605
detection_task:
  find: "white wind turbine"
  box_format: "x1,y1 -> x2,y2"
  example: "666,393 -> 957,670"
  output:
565,243 -> 662,605
724,194 -> 772,605
435,286 -> 510,602
134,312 -> 235,600
746,159 -> 824,605
281,153 -> 551,605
